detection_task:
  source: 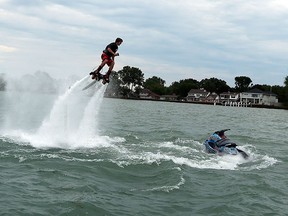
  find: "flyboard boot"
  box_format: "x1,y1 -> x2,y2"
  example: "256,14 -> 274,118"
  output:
102,70 -> 111,84
89,66 -> 103,80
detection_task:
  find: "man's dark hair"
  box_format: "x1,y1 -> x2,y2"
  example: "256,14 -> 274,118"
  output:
218,131 -> 225,137
115,38 -> 123,43
215,129 -> 230,137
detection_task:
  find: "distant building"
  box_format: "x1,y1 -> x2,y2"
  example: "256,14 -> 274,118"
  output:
219,92 -> 239,103
160,94 -> 178,101
205,92 -> 218,103
186,88 -> 209,102
186,87 -> 279,107
240,88 -> 278,106
140,87 -> 279,107
139,89 -> 160,100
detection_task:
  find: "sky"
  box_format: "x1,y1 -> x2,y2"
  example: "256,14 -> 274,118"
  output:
1,0 -> 288,87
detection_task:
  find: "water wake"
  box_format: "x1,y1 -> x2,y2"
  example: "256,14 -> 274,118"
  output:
104,139 -> 277,171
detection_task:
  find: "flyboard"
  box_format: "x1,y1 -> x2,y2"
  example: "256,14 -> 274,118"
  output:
82,80 -> 97,90
82,73 -> 109,91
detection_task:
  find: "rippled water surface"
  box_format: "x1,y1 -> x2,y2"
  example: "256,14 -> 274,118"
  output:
1,80 -> 287,215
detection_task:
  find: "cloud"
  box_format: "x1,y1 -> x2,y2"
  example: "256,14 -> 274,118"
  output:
0,45 -> 17,52
0,0 -> 287,87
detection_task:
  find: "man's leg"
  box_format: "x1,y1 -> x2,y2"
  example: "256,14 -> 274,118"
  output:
90,59 -> 108,79
107,61 -> 115,76
103,61 -> 114,83
94,59 -> 109,73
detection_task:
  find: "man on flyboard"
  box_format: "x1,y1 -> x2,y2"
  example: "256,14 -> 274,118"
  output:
89,37 -> 123,84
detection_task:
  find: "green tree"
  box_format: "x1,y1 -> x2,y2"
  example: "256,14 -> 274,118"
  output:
118,66 -> 144,97
284,76 -> 288,104
144,76 -> 166,95
272,85 -> 285,103
200,77 -> 230,95
284,76 -> 288,87
234,76 -> 253,92
120,86 -> 131,98
169,78 -> 200,98
252,84 -> 271,92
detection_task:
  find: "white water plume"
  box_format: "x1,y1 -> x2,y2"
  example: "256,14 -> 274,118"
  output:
27,76 -> 108,148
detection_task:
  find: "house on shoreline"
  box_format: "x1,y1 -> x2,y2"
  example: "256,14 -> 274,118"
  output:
139,89 -> 160,100
186,88 -> 209,102
240,88 -> 278,106
139,88 -> 279,107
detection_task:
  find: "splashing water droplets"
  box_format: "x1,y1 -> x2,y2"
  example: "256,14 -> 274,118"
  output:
30,76 -> 108,148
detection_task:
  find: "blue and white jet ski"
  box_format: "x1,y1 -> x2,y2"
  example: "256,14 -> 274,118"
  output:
204,129 -> 248,159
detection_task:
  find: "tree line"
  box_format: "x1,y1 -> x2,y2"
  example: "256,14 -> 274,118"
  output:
105,66 -> 288,104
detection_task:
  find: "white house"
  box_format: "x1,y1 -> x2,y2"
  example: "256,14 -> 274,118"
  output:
186,88 -> 209,102
219,92 -> 239,103
139,89 -> 160,100
240,88 -> 278,106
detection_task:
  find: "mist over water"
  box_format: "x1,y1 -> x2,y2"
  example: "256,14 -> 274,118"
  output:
1,75 -> 112,149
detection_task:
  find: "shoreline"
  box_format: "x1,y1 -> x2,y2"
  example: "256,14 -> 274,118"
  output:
104,96 -> 288,110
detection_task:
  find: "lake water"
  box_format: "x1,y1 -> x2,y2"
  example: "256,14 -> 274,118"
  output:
1,76 -> 287,215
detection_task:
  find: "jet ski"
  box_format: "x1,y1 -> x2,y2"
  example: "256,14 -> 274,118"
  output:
204,129 -> 249,159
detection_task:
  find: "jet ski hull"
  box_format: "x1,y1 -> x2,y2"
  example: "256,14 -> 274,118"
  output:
204,139 -> 248,159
